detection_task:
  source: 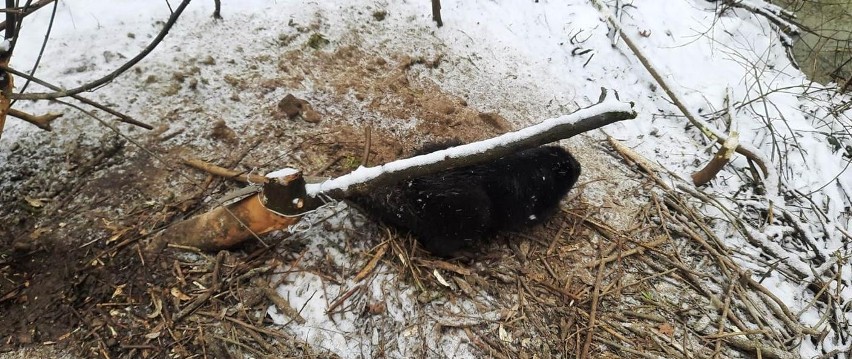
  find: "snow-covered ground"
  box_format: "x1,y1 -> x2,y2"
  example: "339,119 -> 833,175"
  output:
3,0 -> 850,357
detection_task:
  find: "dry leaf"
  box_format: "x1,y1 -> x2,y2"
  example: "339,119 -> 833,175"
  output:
147,292 -> 162,319
111,284 -> 126,299
498,324 -> 513,342
658,323 -> 674,336
433,269 -> 451,287
170,287 -> 191,301
23,196 -> 46,208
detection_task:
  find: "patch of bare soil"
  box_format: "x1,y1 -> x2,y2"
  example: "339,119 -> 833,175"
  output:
0,140 -> 331,357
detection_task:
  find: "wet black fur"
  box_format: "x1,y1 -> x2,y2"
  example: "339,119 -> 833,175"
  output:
350,140 -> 581,257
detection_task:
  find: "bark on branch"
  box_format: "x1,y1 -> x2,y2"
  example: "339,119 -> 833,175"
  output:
0,0 -> 15,138
691,134 -> 739,186
692,88 -> 740,186
183,157 -> 269,184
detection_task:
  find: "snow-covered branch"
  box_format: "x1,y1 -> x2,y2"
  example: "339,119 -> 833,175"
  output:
306,95 -> 636,199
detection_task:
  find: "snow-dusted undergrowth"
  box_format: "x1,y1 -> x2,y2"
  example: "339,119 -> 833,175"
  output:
4,0 -> 850,357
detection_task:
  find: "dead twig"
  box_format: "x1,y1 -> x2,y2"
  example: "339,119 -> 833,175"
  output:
361,125 -> 372,167
354,242 -> 389,281
579,253 -> 606,359
263,286 -> 306,324
183,157 -> 269,184
585,235 -> 668,268
7,108 -> 61,130
173,251 -> 225,322
326,284 -> 363,314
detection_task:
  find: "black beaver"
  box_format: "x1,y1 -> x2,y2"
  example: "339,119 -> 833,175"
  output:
350,140 -> 581,256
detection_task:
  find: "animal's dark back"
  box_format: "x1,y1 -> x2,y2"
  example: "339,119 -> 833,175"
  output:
483,146 -> 580,229
349,141 -> 581,256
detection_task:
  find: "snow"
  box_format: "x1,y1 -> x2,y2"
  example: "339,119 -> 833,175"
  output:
265,167 -> 299,179
3,0 -> 851,357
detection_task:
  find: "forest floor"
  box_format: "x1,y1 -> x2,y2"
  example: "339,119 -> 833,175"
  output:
0,1 -> 849,358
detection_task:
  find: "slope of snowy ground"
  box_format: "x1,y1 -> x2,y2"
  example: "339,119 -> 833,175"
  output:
2,0 -> 850,358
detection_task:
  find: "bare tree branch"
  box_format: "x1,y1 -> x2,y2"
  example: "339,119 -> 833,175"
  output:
8,108 -> 61,130
0,0 -> 53,30
12,0 -> 193,101
12,0 -> 57,104
183,157 -> 269,184
0,0 -> 15,138
2,65 -> 153,129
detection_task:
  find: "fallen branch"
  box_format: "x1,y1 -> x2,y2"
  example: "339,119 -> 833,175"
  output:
263,286 -> 305,324
584,235 -> 668,268
7,108 -> 61,131
3,66 -> 153,129
354,242 -> 389,281
151,92 -> 635,251
183,157 -> 269,184
173,251 -> 225,322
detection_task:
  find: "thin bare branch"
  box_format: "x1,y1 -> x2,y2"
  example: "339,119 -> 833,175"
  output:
12,0 -> 192,101
12,0 -> 58,104
0,0 -> 53,30
2,65 -> 153,129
